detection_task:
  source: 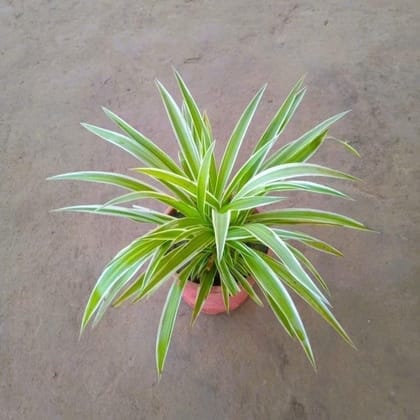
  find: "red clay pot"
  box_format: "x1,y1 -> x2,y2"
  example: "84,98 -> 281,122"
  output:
165,207 -> 256,315
182,280 -> 252,315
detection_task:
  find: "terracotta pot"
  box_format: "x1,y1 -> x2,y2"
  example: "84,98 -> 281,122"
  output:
182,279 -> 252,314
165,207 -> 258,315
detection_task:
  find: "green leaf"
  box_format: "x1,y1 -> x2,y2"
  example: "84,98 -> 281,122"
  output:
269,130 -> 328,168
262,290 -> 296,337
156,274 -> 188,376
263,180 -> 350,200
177,255 -> 202,285
112,273 -> 145,307
102,107 -> 183,174
254,76 -> 305,152
156,80 -> 200,177
273,228 -> 343,256
216,256 -> 241,295
287,244 -> 330,294
135,167 -> 219,209
182,252 -> 212,285
236,163 -> 357,198
222,196 -> 285,212
202,111 -> 218,192
237,243 -> 315,367
182,101 -> 207,159
133,252 -> 204,307
80,238 -> 158,331
107,220 -> 193,267
101,191 -> 200,219
274,130 -> 328,164
197,143 -> 215,216
221,282 -> 230,313
226,227 -> 253,241
143,226 -> 211,289
142,243 -> 172,290
242,223 -> 329,305
173,69 -> 211,148
139,232 -> 214,299
191,266 -> 216,324
203,111 -> 213,139
262,253 -> 355,349
81,123 -> 164,167
92,259 -> 144,327
227,227 -> 343,259
148,217 -> 209,239
223,140 -> 276,201
277,87 -> 306,132
181,100 -> 193,123
327,136 -> 360,157
231,266 -> 263,306
264,111 -> 350,167
212,209 -> 231,261
249,208 -> 368,230
239,79 -> 306,188
215,85 -> 266,197
142,229 -> 188,242
47,171 -> 155,192
52,205 -> 172,225
178,148 -> 195,180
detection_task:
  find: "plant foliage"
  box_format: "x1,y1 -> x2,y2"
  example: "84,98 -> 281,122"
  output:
49,70 -> 367,375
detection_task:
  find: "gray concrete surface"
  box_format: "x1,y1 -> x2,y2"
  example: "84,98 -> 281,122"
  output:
1,1 -> 419,419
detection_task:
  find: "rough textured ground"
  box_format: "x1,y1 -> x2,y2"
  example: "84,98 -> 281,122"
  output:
1,1 -> 419,419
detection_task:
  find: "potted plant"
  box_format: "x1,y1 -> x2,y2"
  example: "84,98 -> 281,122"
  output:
49,70 -> 367,375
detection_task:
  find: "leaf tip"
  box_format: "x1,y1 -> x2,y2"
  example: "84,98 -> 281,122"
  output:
156,366 -> 163,383
351,175 -> 363,182
155,79 -> 164,90
101,106 -> 113,117
79,321 -> 87,340
190,314 -> 198,327
258,83 -> 268,96
171,65 -> 180,78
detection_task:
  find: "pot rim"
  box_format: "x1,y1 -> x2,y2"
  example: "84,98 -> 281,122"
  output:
184,276 -> 256,293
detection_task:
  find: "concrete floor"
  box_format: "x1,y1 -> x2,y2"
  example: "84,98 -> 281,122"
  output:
1,1 -> 419,419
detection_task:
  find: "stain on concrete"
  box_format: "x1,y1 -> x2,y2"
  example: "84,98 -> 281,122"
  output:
285,396 -> 307,420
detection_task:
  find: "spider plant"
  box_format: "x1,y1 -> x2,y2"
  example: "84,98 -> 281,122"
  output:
49,70 -> 367,376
